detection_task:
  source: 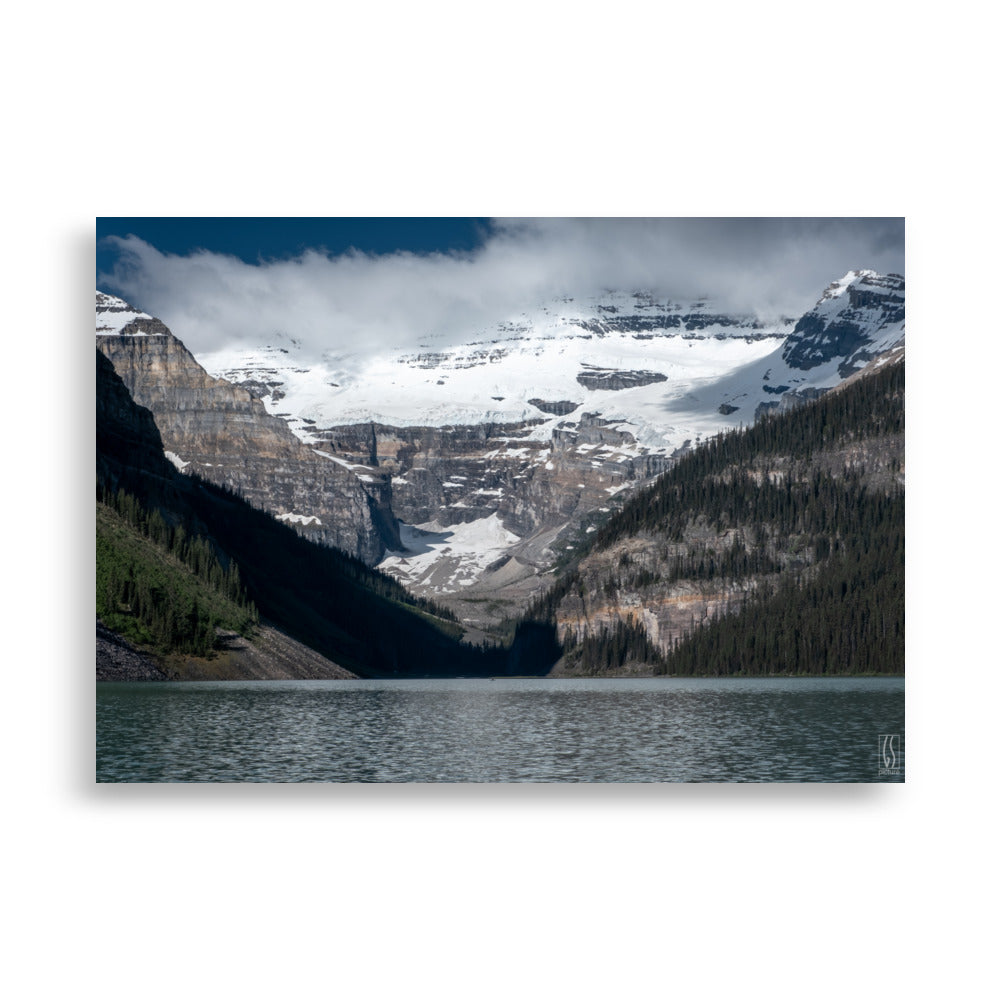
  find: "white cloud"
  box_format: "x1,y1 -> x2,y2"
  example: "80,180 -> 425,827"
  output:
98,218 -> 904,360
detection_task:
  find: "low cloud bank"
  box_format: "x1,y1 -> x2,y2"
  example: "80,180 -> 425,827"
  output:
98,218 -> 904,359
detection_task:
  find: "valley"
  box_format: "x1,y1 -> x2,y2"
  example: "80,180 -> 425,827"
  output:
193,271 -> 904,629
96,266 -> 904,676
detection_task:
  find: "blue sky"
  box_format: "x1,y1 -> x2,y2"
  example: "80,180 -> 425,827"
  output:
96,218 -> 493,283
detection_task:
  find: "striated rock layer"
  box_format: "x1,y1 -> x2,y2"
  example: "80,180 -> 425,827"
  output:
312,412 -> 677,627
96,293 -> 399,563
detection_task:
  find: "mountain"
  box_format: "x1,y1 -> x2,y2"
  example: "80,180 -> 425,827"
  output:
96,292 -> 398,564
192,272 -> 904,629
781,270 -> 905,376
95,262 -> 905,678
95,349 -> 527,678
199,288 -> 795,447
97,350 -> 354,679
198,274 -> 903,450
526,352 -> 904,676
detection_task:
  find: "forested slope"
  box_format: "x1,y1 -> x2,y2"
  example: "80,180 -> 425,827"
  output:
522,357 -> 904,676
97,491 -> 258,656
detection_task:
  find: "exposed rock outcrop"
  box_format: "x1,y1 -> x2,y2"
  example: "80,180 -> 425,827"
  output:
96,619 -> 169,681
528,398 -> 580,416
96,293 -> 399,563
318,414 -> 672,542
313,411 -> 675,625
575,366 -> 668,391
782,271 -> 905,376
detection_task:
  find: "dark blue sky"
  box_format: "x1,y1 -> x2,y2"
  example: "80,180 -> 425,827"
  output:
96,217 -> 493,288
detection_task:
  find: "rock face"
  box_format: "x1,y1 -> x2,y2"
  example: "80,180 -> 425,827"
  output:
96,349 -> 176,496
782,270 -> 905,376
552,537 -> 758,673
313,412 -> 675,625
528,398 -> 580,416
96,293 -> 399,563
335,414 -> 672,538
575,366 -> 668,390
571,293 -> 783,339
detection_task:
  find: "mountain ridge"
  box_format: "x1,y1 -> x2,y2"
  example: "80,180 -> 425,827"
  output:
97,268 -> 904,633
95,320 -> 904,678
97,293 -> 399,564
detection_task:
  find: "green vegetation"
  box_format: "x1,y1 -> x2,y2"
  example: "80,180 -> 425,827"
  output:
524,362 -> 904,676
561,618 -> 666,675
96,491 -> 258,655
660,508 -> 903,675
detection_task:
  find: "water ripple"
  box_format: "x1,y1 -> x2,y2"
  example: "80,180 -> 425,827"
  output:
97,677 -> 905,783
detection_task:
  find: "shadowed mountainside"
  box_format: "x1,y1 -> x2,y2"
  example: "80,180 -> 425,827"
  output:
96,350 -> 549,677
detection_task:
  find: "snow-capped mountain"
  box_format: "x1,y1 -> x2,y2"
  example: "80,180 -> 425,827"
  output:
782,269 -> 905,375
96,292 -> 400,563
186,272 -> 903,627
200,289 -> 795,451
98,273 -> 903,633
200,272 -> 902,456
96,291 -> 166,335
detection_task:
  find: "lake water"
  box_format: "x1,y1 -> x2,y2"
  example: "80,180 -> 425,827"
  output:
96,677 -> 904,783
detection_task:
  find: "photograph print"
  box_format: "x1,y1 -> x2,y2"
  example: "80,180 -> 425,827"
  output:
95,217 -> 904,782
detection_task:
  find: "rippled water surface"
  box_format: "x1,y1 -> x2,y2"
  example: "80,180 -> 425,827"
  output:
96,677 -> 904,783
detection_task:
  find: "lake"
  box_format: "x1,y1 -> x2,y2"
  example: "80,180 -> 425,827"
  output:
96,677 -> 904,783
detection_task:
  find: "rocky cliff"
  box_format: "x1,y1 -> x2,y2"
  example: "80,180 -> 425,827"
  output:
307,411 -> 676,628
96,292 -> 399,563
782,270 -> 905,376
95,346 -> 490,678
96,348 -> 176,496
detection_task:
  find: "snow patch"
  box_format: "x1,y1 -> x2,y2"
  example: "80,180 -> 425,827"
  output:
95,292 -> 157,335
277,512 -> 323,526
378,514 -> 521,593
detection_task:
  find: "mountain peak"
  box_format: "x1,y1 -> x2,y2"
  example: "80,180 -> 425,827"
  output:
783,269 -> 904,375
819,269 -> 881,302
96,291 -> 159,336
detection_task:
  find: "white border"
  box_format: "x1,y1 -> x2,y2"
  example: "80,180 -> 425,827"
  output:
6,2 -> 994,996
